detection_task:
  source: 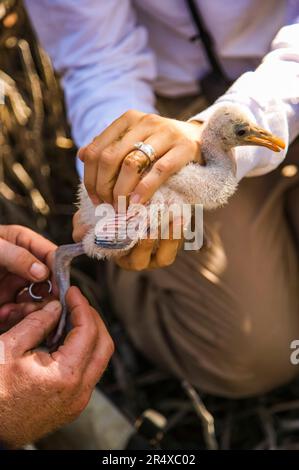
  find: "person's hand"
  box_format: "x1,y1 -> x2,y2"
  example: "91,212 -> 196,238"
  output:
0,225 -> 57,331
113,219 -> 184,271
78,110 -> 203,206
0,286 -> 114,448
75,112 -> 202,271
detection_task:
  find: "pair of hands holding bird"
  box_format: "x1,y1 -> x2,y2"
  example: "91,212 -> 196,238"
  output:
74,110 -> 204,270
0,225 -> 113,448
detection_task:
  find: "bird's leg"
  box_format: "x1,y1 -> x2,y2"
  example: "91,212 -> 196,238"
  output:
49,242 -> 85,350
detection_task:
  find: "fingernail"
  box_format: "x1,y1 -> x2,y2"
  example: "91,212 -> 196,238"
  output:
43,300 -> 61,313
30,262 -> 48,280
130,194 -> 140,204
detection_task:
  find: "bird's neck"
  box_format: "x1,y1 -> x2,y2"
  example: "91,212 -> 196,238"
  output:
201,126 -> 232,164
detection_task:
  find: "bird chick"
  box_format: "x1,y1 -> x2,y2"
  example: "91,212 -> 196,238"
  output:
51,104 -> 285,347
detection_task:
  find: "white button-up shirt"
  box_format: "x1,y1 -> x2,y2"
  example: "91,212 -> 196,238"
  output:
25,0 -> 299,181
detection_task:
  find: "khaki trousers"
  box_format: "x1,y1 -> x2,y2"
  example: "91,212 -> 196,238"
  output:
106,96 -> 299,398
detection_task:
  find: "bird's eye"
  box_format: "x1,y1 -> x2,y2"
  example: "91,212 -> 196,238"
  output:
236,129 -> 246,137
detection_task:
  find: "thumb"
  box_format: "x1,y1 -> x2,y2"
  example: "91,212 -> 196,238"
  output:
1,300 -> 61,357
0,238 -> 49,281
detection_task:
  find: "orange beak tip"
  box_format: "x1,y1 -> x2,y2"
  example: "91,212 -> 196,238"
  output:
246,133 -> 285,152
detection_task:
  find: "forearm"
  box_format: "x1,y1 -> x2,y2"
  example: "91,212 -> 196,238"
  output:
25,0 -> 157,178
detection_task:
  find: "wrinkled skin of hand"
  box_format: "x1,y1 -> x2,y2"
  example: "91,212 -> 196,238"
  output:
0,225 -> 57,330
74,111 -> 203,270
0,287 -> 114,448
0,225 -> 114,447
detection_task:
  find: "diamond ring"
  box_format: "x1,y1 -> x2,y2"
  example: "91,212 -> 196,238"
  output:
134,141 -> 156,164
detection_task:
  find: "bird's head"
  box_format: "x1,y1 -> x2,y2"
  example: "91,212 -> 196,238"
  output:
206,105 -> 285,153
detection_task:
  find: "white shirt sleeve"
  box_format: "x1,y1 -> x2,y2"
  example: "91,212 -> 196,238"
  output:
192,19 -> 299,181
24,0 -> 157,177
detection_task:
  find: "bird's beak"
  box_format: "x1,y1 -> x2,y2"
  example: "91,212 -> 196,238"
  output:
244,126 -> 285,152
